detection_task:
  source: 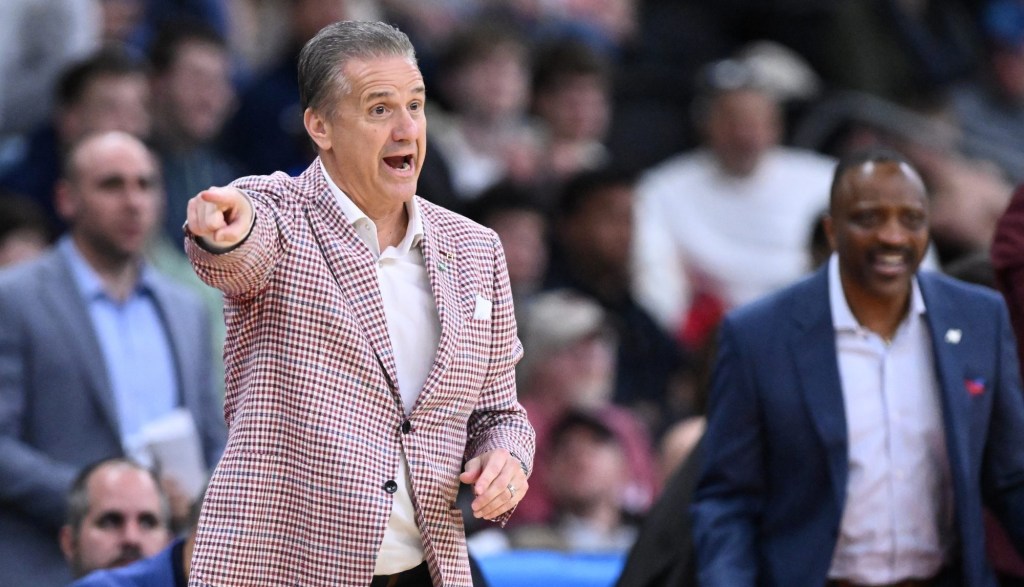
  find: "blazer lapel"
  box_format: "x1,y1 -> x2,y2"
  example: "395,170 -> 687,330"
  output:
44,252 -> 121,437
147,278 -> 190,405
304,171 -> 400,391
792,268 -> 849,509
919,275 -> 971,523
417,201 -> 466,404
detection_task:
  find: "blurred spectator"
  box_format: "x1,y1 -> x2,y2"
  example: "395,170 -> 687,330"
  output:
632,57 -> 833,349
514,290 -> 658,526
951,0 -> 1024,183
59,458 -> 173,580
991,183 -> 1024,584
147,19 -> 238,244
98,0 -> 146,48
221,0 -> 349,175
484,410 -> 640,553
546,169 -> 688,432
0,0 -> 99,137
0,193 -> 53,268
820,0 -> 981,105
530,40 -> 613,185
464,181 -> 549,325
95,0 -> 229,57
136,0 -> 228,51
993,184 -> 1024,369
0,131 -> 225,587
430,19 -> 544,202
67,475 -> 207,587
927,157 -> 1012,263
0,47 -> 151,233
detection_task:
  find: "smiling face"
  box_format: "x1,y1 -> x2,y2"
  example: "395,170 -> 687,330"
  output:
305,55 -> 426,216
826,159 -> 930,308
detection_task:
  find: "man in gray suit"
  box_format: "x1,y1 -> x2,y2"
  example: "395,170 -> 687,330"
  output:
0,131 -> 226,587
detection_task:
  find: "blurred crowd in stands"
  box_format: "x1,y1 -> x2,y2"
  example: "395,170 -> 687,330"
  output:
5,0 -> 1024,585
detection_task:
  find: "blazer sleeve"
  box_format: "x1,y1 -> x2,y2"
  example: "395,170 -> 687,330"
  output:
463,232 -> 535,523
981,299 -> 1024,556
186,174 -> 298,299
691,317 -> 763,586
0,286 -> 77,528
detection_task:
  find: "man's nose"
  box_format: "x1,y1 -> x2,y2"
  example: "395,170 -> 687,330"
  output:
878,217 -> 909,245
392,108 -> 419,141
120,521 -> 144,544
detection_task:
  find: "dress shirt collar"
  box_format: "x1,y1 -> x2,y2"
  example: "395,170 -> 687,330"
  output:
828,253 -> 925,335
59,235 -> 156,302
319,159 -> 424,256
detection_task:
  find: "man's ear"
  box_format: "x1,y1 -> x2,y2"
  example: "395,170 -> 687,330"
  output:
303,108 -> 332,151
54,181 -> 76,223
58,525 -> 75,563
823,214 -> 836,250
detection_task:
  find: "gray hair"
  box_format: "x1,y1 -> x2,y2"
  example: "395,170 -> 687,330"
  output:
298,20 -> 417,117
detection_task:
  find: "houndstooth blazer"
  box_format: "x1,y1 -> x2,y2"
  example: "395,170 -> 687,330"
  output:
185,160 -> 535,587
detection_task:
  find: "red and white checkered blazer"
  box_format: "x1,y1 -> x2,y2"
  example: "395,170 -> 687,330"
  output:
185,160 -> 535,586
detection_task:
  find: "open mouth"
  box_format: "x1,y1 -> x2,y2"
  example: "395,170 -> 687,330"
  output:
383,155 -> 413,171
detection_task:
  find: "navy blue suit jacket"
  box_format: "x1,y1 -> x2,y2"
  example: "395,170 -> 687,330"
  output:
692,266 -> 1024,586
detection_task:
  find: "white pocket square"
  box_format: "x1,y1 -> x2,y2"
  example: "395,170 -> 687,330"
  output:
473,295 -> 492,320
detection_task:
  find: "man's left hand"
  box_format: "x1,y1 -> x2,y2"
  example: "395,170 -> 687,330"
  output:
460,449 -> 528,520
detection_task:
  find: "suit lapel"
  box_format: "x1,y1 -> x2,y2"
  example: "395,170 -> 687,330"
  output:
792,268 -> 849,509
417,200 -> 465,404
304,169 -> 400,391
919,275 -> 971,521
147,279 -> 188,405
44,251 -> 121,437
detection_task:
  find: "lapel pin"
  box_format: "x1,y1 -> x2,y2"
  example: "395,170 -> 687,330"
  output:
437,261 -> 448,272
965,377 -> 985,396
945,329 -> 962,344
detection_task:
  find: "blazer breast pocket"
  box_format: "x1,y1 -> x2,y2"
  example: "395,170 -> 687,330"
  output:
472,294 -> 492,321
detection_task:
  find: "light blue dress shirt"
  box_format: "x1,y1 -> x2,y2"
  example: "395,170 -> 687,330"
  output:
60,237 -> 180,454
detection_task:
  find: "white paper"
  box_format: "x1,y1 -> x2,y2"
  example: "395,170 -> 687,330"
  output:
127,408 -> 207,502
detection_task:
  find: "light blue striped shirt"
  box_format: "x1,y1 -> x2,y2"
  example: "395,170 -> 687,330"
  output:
60,237 -> 180,454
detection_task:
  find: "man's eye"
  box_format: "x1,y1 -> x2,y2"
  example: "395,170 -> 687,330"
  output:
372,105 -> 387,115
138,514 -> 160,529
851,212 -> 880,227
96,514 -> 123,529
902,213 -> 926,229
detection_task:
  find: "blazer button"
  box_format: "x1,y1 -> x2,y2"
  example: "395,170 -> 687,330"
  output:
383,480 -> 398,494
401,420 -> 412,434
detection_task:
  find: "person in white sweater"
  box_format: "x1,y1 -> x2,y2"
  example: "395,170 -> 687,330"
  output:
632,58 -> 834,340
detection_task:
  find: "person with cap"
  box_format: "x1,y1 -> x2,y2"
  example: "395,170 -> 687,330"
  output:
632,56 -> 834,350
513,289 -> 658,527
